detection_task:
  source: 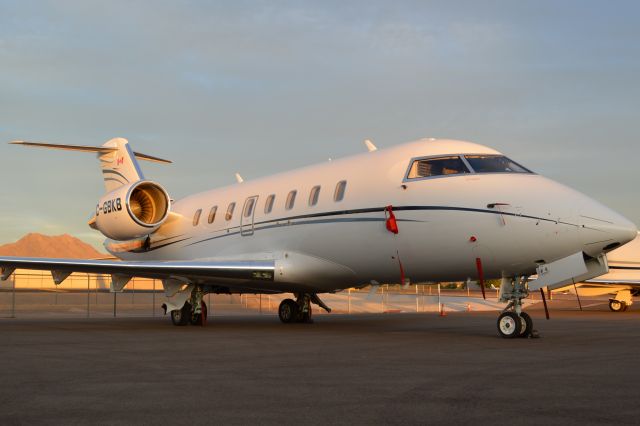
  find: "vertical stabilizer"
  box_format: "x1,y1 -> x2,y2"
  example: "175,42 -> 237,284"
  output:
99,138 -> 144,192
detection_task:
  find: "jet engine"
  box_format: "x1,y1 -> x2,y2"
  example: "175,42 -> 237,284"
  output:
95,181 -> 170,240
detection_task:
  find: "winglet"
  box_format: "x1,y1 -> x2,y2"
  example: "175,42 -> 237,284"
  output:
235,173 -> 244,183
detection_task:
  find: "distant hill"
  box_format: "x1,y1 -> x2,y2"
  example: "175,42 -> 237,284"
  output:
0,233 -> 104,259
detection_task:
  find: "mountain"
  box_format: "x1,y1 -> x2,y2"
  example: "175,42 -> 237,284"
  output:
0,233 -> 104,259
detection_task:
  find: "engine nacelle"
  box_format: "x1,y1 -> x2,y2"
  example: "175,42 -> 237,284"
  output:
95,181 -> 170,240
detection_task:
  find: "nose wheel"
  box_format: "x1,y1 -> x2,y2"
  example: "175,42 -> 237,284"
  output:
497,311 -> 533,338
498,276 -> 535,338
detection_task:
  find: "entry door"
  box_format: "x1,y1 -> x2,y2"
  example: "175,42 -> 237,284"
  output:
240,195 -> 259,236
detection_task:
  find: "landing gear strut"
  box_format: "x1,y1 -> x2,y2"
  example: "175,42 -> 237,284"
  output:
278,293 -> 331,324
169,285 -> 209,326
498,276 -> 533,338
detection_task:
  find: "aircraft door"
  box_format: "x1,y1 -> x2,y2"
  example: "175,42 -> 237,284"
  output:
241,195 -> 259,236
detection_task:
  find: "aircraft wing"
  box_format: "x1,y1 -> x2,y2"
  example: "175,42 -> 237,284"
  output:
0,256 -> 275,285
584,279 -> 640,286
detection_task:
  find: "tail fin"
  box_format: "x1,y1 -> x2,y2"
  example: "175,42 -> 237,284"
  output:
10,138 -> 171,192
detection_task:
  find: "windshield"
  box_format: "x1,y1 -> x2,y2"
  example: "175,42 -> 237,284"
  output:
407,156 -> 470,179
464,155 -> 532,174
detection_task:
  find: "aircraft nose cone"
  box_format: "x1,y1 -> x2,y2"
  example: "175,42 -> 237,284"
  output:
581,212 -> 638,255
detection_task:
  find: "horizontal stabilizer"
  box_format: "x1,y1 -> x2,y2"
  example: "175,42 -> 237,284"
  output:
10,140 -> 172,164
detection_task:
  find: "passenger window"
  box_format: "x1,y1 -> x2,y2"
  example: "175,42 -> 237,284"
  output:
309,185 -> 321,206
207,206 -> 217,224
244,197 -> 256,218
225,202 -> 236,221
285,190 -> 297,210
464,155 -> 531,174
193,209 -> 202,226
264,194 -> 275,214
407,156 -> 469,179
334,181 -> 347,202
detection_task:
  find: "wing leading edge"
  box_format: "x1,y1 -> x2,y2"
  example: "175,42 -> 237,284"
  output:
0,256 -> 275,285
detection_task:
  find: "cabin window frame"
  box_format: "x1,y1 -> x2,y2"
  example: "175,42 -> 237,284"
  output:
243,197 -> 256,218
333,181 -> 347,202
264,194 -> 276,214
207,206 -> 218,224
193,209 -> 202,226
309,185 -> 321,206
285,190 -> 297,210
225,202 -> 236,221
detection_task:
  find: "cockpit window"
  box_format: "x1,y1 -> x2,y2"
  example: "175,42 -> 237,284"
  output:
464,155 -> 531,174
407,156 -> 470,179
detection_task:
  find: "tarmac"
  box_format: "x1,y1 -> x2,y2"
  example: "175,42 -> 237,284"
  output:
0,301 -> 638,425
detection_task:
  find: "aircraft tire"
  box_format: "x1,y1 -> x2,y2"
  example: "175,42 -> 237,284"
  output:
171,302 -> 192,326
518,312 -> 533,338
190,301 -> 208,326
497,312 -> 520,338
278,299 -> 299,323
609,300 -> 625,312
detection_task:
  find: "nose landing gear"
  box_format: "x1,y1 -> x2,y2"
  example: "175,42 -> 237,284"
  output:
498,276 -> 534,338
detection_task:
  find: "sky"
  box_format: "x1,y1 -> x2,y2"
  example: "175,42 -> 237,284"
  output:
0,0 -> 639,250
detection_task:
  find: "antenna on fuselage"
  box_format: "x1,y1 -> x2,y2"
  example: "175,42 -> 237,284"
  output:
235,173 -> 244,183
364,139 -> 377,152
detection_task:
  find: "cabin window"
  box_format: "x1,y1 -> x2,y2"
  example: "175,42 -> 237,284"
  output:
464,155 -> 532,174
207,206 -> 217,224
334,181 -> 347,202
309,185 -> 321,206
264,194 -> 275,214
407,156 -> 470,179
193,209 -> 202,226
244,197 -> 256,218
225,202 -> 236,221
285,190 -> 297,210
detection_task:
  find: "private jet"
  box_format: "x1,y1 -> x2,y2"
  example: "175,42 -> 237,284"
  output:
557,233 -> 640,311
0,137 -> 636,337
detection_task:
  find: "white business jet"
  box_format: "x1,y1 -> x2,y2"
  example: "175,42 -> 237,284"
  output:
557,233 -> 640,311
0,137 -> 636,337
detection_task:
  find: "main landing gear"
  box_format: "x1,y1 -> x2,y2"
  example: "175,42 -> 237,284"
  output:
609,299 -> 628,312
608,289 -> 633,312
278,293 -> 331,324
497,276 -> 534,338
169,286 -> 209,326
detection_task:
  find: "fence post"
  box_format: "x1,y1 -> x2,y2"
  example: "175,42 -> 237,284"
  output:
437,283 -> 441,314
87,274 -> 90,318
11,273 -> 16,318
152,279 -> 156,317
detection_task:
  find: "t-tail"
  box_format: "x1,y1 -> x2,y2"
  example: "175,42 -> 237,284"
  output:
10,138 -> 172,241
